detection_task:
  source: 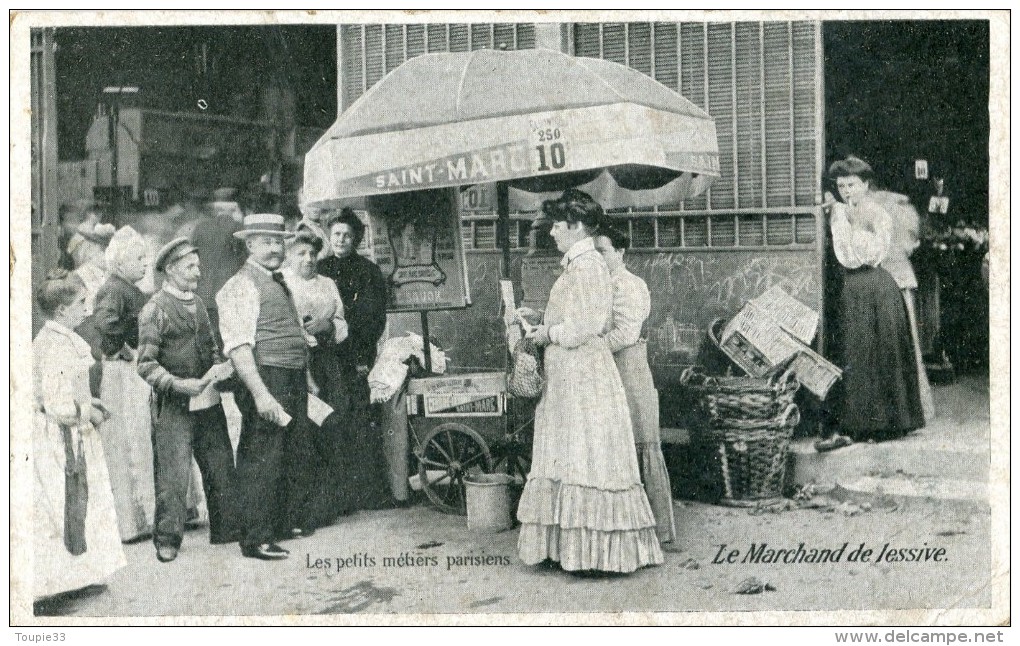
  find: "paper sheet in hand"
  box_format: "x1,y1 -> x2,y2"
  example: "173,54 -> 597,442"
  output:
500,279 -> 525,348
188,383 -> 221,411
204,361 -> 234,384
188,362 -> 234,411
499,280 -> 516,325
277,407 -> 292,427
307,393 -> 334,426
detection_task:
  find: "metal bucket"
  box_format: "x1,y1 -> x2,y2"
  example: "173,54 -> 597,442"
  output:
463,473 -> 514,532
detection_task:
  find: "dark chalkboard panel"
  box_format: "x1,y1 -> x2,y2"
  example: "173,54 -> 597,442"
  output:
388,247 -> 822,377
627,249 -> 822,382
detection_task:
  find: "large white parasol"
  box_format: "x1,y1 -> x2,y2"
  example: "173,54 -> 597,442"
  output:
303,48 -> 719,210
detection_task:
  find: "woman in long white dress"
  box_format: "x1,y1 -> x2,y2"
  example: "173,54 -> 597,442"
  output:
515,190 -> 663,573
34,269 -> 127,599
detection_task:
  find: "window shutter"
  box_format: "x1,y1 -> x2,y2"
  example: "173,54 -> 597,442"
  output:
364,25 -> 385,90
572,20 -> 822,213
706,23 -> 735,210
340,25 -> 365,110
629,218 -> 655,248
602,24 -> 627,65
406,24 -> 426,59
679,23 -> 708,210
384,25 -> 405,74
574,23 -> 602,58
628,23 -> 652,76
792,22 -> 819,207
426,24 -> 448,52
470,24 -> 491,50
448,24 -> 470,52
710,215 -> 736,247
514,24 -> 536,49
652,23 -> 679,91
493,23 -> 516,50
764,22 -> 794,208
734,22 -> 763,210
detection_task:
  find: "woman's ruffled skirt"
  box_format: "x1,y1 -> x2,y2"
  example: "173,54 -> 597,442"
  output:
517,479 -> 664,572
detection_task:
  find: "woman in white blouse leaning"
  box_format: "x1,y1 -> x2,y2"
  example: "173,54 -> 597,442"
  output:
821,157 -> 925,449
594,225 -> 677,544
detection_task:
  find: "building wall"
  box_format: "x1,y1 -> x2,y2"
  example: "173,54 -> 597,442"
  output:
334,20 -> 828,379
573,21 -> 823,211
31,28 -> 61,336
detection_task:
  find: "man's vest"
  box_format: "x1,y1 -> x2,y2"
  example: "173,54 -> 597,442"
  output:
241,263 -> 307,370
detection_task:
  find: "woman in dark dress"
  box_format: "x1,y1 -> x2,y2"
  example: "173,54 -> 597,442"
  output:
823,157 -> 925,446
316,209 -> 392,512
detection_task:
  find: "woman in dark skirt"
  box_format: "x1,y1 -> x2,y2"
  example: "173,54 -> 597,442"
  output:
317,210 -> 393,514
823,157 -> 925,447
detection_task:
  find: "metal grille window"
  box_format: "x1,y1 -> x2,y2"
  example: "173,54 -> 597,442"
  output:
340,23 -> 537,111
573,21 -> 822,211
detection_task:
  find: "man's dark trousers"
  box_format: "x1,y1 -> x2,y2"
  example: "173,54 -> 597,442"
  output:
152,393 -> 238,548
234,365 -> 317,549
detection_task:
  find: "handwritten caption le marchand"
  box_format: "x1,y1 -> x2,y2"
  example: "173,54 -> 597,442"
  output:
712,542 -> 948,565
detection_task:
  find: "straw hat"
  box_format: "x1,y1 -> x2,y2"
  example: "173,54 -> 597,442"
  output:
232,213 -> 295,240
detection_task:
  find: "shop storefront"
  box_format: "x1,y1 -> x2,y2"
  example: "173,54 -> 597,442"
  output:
332,20 -> 828,441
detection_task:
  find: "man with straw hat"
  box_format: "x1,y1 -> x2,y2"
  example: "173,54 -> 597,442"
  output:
215,214 -> 317,560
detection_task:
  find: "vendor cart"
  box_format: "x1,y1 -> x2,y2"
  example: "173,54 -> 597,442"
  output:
303,48 -> 720,515
404,371 -> 533,515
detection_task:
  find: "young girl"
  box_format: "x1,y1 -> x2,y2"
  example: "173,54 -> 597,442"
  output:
33,269 -> 126,600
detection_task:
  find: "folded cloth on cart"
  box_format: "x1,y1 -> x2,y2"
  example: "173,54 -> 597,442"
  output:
368,333 -> 447,403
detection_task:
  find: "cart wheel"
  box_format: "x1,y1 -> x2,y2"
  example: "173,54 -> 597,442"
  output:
494,435 -> 532,482
417,423 -> 493,515
495,410 -> 534,482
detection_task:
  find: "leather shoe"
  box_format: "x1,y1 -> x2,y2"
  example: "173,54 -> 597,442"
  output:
156,545 -> 178,563
241,543 -> 290,560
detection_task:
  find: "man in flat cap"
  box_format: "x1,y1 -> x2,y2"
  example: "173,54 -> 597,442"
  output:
216,214 -> 318,560
137,237 -> 239,563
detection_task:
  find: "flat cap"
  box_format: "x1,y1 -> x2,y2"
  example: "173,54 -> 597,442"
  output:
154,237 -> 198,272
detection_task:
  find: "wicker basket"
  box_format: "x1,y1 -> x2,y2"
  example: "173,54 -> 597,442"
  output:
694,404 -> 800,505
680,366 -> 800,423
681,365 -> 801,505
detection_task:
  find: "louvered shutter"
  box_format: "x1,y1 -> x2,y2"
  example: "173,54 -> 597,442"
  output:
364,25 -> 385,90
679,23 -> 708,210
448,24 -> 469,52
340,23 -> 538,111
384,25 -> 405,74
792,23 -> 820,208
764,22 -> 794,208
406,24 -> 426,58
651,23 -> 678,91
573,20 -> 822,212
